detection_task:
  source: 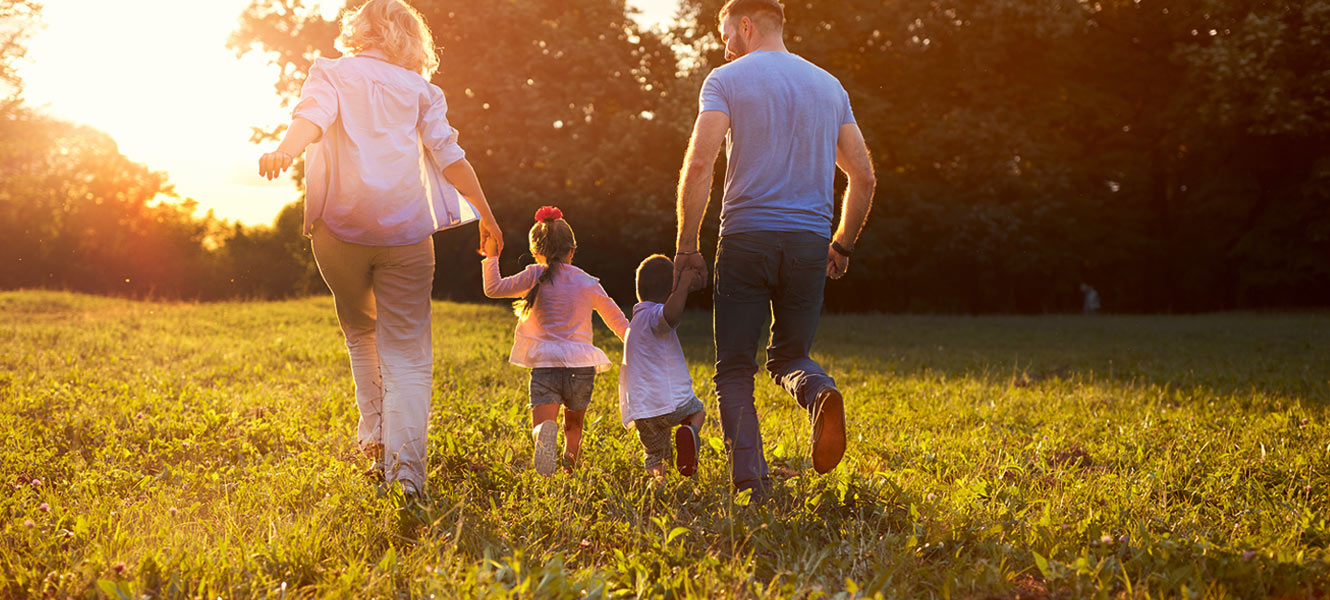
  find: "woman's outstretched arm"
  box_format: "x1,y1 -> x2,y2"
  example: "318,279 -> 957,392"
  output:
258,117 -> 322,180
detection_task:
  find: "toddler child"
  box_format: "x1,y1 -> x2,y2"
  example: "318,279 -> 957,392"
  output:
618,254 -> 706,478
482,206 -> 628,477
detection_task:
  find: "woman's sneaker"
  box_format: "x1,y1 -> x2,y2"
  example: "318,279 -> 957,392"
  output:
675,425 -> 701,477
532,420 -> 559,477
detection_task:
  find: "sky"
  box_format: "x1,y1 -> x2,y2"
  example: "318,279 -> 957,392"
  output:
18,0 -> 681,226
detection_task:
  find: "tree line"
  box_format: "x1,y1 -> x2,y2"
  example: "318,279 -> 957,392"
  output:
3,0 -> 1328,312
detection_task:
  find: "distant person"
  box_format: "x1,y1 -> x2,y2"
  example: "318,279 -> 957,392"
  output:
1080,283 -> 1101,315
672,0 -> 876,499
481,207 -> 629,477
619,255 -> 707,479
256,0 -> 504,497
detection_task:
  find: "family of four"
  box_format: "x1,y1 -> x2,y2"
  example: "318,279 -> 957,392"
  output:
256,0 -> 876,501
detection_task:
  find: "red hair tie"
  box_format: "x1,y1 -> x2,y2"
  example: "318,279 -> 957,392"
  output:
535,206 -> 563,223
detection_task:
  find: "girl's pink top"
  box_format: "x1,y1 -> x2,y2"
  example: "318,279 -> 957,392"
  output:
482,257 -> 629,372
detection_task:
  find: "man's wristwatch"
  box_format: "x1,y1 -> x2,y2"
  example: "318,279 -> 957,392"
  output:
831,240 -> 853,257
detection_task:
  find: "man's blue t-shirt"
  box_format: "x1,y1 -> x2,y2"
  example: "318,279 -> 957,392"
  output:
699,51 -> 856,238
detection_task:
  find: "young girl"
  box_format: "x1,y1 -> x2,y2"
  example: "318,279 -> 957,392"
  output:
482,206 -> 629,477
258,0 -> 504,496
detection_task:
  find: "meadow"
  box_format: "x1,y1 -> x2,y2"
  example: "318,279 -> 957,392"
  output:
1,290 -> 1327,599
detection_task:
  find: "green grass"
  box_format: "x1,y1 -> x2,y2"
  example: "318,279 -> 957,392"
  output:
2,290 -> 1328,599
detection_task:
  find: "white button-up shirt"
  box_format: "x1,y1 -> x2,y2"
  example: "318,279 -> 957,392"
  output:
294,51 -> 476,246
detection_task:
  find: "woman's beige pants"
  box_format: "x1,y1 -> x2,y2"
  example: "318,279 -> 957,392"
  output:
312,221 -> 434,491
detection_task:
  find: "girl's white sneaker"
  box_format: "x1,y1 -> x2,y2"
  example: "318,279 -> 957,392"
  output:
532,420 -> 559,477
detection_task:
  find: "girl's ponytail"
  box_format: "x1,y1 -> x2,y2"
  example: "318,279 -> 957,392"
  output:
514,206 -> 576,319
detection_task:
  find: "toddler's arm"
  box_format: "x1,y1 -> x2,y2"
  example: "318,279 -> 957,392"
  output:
482,259 -> 542,298
661,269 -> 697,329
590,284 -> 629,341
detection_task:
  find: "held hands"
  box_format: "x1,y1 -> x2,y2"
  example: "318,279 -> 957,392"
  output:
479,218 -> 504,257
258,150 -> 294,180
674,267 -> 698,293
673,251 -> 708,293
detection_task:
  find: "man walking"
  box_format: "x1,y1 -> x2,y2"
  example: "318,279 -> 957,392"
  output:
673,0 -> 876,498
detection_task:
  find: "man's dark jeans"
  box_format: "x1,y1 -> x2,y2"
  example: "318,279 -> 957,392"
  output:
713,231 -> 836,495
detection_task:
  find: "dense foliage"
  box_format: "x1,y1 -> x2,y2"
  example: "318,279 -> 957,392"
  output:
3,0 -> 1328,311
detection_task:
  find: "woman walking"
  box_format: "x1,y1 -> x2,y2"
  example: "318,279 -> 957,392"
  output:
257,0 -> 502,496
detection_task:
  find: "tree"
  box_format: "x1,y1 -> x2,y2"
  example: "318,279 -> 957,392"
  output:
229,0 -> 689,304
0,0 -> 41,116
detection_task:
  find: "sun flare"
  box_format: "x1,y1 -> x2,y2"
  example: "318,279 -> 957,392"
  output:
17,0 -> 677,226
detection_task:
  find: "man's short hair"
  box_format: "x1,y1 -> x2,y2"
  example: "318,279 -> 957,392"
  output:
636,254 -> 675,303
719,0 -> 785,30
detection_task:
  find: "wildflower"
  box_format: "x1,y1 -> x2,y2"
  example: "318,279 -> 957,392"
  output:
1243,550 -> 1257,562
39,503 -> 49,512
169,507 -> 179,516
112,562 -> 126,574
1304,485 -> 1313,493
31,478 -> 41,486
926,493 -> 936,501
23,519 -> 35,528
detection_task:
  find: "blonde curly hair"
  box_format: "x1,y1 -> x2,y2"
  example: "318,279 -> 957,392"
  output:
335,0 -> 440,78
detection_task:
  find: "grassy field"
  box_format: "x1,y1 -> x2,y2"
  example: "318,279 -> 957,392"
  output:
2,290 -> 1328,599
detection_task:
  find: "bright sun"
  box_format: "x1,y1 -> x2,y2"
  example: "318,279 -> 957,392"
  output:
19,0 -> 340,226
18,0 -> 678,226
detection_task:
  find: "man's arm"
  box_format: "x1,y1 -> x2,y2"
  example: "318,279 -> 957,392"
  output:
828,123 -> 876,279
674,110 -> 730,290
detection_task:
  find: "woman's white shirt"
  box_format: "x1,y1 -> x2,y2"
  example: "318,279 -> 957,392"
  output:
294,50 -> 475,246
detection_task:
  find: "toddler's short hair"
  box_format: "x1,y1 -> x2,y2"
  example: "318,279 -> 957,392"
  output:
636,255 -> 675,303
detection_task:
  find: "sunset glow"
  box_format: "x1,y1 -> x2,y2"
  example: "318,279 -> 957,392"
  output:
18,0 -> 679,226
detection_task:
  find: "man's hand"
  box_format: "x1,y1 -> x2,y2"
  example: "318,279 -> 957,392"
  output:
827,245 -> 849,280
674,252 -> 708,292
258,150 -> 294,180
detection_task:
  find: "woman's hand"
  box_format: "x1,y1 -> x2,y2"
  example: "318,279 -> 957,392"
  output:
479,218 -> 504,257
481,226 -> 500,257
258,150 -> 294,180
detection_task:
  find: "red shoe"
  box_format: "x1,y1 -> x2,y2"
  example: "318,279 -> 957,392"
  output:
675,425 -> 701,477
811,388 -> 846,474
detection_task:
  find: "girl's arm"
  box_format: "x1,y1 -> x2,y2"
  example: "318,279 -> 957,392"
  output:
259,117 -> 322,180
590,283 -> 630,341
482,258 -> 542,299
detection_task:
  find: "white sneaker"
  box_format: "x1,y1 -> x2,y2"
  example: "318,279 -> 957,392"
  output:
532,420 -> 559,477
